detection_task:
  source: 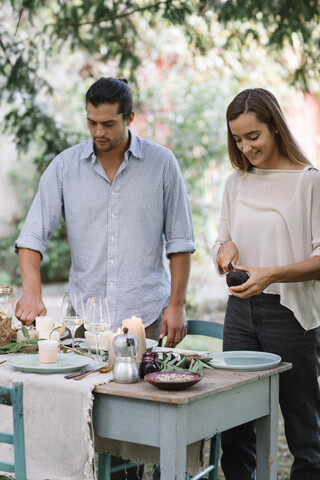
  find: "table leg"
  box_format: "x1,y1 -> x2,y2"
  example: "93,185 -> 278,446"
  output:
256,375 -> 279,480
159,403 -> 187,480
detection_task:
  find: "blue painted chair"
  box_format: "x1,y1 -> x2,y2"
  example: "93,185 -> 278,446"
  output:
0,382 -> 26,480
98,455 -> 144,479
98,320 -> 223,480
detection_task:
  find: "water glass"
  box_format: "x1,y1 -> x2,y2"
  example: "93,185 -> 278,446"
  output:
84,297 -> 111,364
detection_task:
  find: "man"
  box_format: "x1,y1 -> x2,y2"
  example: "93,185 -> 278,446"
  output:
15,77 -> 194,352
15,77 -> 195,479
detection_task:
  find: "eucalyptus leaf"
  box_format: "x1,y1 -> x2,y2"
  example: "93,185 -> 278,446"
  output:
157,353 -> 212,375
21,326 -> 30,341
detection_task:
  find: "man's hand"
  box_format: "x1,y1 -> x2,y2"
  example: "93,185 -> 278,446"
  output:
159,303 -> 187,348
16,248 -> 46,325
15,293 -> 47,326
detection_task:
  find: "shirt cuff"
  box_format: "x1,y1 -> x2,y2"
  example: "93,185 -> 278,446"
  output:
165,239 -> 195,258
14,236 -> 45,260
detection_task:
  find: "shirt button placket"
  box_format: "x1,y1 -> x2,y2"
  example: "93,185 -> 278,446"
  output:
107,186 -> 118,321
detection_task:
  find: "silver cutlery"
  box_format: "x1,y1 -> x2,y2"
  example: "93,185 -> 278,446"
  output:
64,363 -> 97,379
72,364 -> 113,381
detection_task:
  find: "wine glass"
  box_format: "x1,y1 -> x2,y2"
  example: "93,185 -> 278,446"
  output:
84,297 -> 111,365
59,292 -> 85,348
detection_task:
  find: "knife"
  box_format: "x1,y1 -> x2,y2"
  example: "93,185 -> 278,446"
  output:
64,363 -> 96,379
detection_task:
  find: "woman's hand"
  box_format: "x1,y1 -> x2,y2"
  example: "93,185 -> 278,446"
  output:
228,266 -> 275,298
216,241 -> 239,273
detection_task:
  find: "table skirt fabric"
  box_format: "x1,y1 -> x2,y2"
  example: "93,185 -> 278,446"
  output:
95,437 -> 205,474
0,353 -> 113,480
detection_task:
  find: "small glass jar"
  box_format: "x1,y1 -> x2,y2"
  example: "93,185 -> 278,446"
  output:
139,351 -> 161,379
0,286 -> 15,346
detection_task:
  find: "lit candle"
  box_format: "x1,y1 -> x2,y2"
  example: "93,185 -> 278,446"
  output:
122,316 -> 146,364
108,328 -> 121,366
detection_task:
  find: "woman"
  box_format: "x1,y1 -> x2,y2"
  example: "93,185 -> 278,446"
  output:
212,88 -> 320,480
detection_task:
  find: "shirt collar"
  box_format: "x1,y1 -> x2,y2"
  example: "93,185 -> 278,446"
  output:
127,131 -> 144,160
78,138 -> 96,164
84,131 -> 144,164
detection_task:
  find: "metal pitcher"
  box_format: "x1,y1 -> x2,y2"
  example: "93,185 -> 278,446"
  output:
113,327 -> 140,383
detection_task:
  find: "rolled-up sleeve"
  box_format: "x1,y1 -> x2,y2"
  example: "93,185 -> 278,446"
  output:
14,157 -> 63,259
163,153 -> 195,257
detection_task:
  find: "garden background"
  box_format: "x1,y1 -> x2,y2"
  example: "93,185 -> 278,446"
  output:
1,2 -> 320,478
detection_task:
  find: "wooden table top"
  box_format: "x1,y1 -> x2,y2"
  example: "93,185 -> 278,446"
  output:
94,362 -> 291,405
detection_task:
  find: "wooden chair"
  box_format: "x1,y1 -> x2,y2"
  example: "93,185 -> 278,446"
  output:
98,320 -> 223,480
0,382 -> 26,480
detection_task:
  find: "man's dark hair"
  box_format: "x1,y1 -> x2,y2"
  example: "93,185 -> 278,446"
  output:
85,77 -> 133,120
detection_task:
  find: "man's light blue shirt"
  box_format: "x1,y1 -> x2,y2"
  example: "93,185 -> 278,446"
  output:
15,133 -> 195,329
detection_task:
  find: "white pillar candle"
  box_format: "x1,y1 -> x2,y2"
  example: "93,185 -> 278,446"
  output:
48,330 -> 60,341
38,340 -> 59,363
35,316 -> 54,332
37,329 -> 60,341
122,316 -> 146,364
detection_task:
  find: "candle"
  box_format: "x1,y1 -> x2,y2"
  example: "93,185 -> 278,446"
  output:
37,329 -> 60,341
38,340 -> 59,363
36,316 -> 60,341
108,328 -> 121,366
36,316 -> 54,334
122,316 -> 146,364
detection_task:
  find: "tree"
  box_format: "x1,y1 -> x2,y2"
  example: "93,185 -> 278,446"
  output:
1,0 -> 319,168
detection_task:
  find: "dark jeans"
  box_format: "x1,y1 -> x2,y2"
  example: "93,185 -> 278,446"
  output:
221,293 -> 320,480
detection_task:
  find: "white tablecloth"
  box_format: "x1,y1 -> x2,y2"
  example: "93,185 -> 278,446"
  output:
0,353 -> 113,480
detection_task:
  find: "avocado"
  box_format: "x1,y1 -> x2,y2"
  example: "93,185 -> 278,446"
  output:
226,263 -> 249,287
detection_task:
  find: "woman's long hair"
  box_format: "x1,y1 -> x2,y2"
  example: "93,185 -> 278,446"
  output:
226,88 -> 311,171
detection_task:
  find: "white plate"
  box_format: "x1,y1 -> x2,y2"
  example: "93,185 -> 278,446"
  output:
8,353 -> 92,374
146,338 -> 158,349
208,351 -> 281,371
78,337 -> 158,351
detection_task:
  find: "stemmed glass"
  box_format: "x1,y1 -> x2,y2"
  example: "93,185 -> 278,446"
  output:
59,292 -> 85,348
84,297 -> 111,365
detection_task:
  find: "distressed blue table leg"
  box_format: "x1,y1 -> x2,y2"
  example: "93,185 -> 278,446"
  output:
256,375 -> 279,480
159,403 -> 187,480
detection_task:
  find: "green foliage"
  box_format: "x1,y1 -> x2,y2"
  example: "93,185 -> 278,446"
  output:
0,227 -> 21,286
40,222 -> 71,283
138,73 -> 232,254
1,0 -> 319,172
215,0 -> 320,90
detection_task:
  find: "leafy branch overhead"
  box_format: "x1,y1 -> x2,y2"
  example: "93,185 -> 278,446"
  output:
1,0 -> 319,163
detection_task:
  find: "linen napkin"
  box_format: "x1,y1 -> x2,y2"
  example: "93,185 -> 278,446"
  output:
0,353 -> 112,480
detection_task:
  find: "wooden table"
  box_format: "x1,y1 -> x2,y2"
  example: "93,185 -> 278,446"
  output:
93,363 -> 291,480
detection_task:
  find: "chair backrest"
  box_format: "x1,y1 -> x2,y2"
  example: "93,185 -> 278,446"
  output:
187,320 -> 224,339
0,382 -> 26,480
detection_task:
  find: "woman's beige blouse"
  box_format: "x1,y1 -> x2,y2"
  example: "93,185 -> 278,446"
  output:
212,167 -> 320,330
